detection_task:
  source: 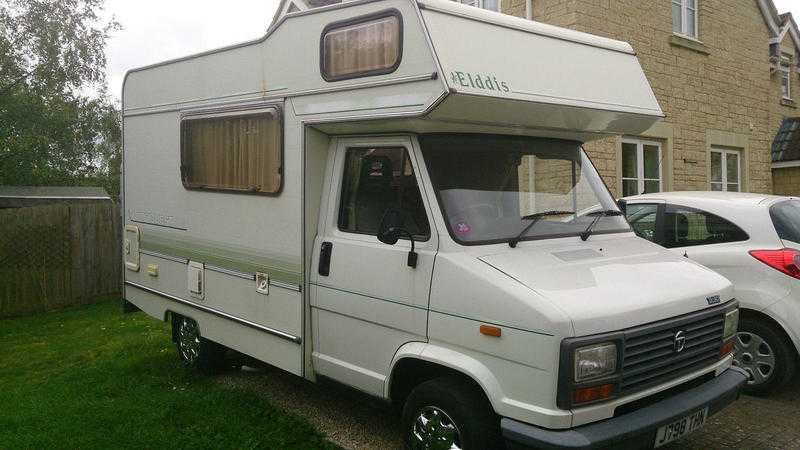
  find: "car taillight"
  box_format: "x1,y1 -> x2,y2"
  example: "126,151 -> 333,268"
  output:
749,248 -> 800,279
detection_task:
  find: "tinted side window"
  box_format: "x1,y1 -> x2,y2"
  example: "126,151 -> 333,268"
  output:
770,200 -> 800,244
626,203 -> 659,242
338,147 -> 430,240
662,205 -> 748,248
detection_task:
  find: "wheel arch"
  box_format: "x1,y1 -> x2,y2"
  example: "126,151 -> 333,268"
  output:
386,342 -> 503,412
740,307 -> 799,358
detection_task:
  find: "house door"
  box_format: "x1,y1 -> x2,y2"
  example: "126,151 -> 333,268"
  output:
308,136 -> 437,396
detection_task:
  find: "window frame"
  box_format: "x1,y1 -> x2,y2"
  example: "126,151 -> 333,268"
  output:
625,202 -> 665,244
335,145 -> 431,242
621,138 -> 663,197
420,134 -> 630,247
781,58 -> 792,100
709,147 -> 741,192
457,0 -> 502,12
319,9 -> 404,83
660,203 -> 750,249
626,201 -> 749,248
672,0 -> 698,40
179,105 -> 284,196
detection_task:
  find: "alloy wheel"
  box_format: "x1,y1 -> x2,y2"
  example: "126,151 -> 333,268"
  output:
734,331 -> 776,386
409,405 -> 463,450
177,318 -> 201,365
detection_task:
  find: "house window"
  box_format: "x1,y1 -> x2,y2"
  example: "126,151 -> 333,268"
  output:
621,139 -> 662,197
672,0 -> 698,39
180,108 -> 282,194
781,60 -> 792,100
456,0 -> 500,12
710,148 -> 741,192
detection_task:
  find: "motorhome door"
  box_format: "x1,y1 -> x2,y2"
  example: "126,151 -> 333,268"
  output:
309,136 -> 437,396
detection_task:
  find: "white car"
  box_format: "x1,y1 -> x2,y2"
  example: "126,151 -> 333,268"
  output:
622,191 -> 800,394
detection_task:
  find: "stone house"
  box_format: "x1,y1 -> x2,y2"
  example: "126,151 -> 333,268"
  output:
270,0 -> 800,196
493,0 -> 800,197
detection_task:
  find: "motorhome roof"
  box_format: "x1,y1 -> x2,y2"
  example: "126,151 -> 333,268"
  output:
415,0 -> 635,55
123,0 -> 662,139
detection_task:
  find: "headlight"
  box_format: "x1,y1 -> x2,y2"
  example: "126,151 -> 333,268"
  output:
574,342 -> 618,382
723,309 -> 739,339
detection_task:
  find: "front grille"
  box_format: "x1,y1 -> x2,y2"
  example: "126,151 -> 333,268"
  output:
620,309 -> 725,394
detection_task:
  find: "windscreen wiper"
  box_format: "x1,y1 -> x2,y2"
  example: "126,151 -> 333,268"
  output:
579,210 -> 624,241
508,210 -> 575,248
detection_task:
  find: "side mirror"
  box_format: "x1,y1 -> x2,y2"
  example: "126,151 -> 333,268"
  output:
377,208 -> 403,245
377,208 -> 418,269
617,199 -> 627,216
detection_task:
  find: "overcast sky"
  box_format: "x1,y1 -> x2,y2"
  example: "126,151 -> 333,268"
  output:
102,0 -> 800,101
103,0 -> 280,101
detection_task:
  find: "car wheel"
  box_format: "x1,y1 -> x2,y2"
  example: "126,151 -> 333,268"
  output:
401,377 -> 501,450
173,315 -> 226,373
734,317 -> 797,395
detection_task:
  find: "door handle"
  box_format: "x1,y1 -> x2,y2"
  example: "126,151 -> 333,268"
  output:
318,241 -> 333,276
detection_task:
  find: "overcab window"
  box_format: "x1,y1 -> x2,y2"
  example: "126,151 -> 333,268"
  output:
180,108 -> 282,194
321,11 -> 402,81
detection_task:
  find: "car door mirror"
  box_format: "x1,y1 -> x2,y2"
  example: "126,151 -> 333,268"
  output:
377,208 -> 418,268
617,199 -> 627,216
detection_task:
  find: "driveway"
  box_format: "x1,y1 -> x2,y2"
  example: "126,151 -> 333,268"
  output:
220,366 -> 800,450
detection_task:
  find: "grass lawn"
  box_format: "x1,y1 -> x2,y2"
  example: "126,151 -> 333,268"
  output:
0,301 -> 338,449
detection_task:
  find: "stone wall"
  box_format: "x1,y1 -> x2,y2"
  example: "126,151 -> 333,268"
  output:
501,0 -> 798,196
773,166 -> 800,195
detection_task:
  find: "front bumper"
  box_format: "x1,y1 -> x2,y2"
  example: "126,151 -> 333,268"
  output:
502,367 -> 748,450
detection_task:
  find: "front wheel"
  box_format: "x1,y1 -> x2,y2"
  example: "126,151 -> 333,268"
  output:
401,377 -> 501,450
733,317 -> 797,395
174,315 -> 226,373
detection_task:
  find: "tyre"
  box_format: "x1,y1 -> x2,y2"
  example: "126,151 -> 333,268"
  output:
401,377 -> 502,450
173,315 -> 227,373
733,316 -> 797,396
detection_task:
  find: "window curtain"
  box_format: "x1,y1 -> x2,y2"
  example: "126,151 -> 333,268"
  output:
181,110 -> 281,194
323,15 -> 399,79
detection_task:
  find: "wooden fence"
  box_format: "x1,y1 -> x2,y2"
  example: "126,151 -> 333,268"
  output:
0,202 -> 121,318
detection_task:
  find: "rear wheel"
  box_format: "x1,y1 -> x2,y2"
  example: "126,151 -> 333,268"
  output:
401,377 -> 501,450
173,315 -> 226,373
734,317 -> 797,395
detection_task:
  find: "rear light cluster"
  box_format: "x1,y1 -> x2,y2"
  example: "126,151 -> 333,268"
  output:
749,248 -> 800,279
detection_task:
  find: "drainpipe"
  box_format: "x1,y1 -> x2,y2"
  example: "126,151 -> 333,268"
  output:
525,0 -> 533,20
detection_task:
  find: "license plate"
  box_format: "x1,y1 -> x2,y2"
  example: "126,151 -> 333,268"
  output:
653,407 -> 708,448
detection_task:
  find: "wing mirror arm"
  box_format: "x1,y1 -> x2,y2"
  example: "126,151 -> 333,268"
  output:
377,208 -> 418,269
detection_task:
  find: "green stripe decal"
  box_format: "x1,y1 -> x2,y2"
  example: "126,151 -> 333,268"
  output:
140,229 -> 302,285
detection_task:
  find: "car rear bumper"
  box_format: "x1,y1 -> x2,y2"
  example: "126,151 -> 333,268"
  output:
502,366 -> 748,450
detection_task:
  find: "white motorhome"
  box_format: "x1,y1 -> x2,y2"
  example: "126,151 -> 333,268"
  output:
121,0 -> 747,448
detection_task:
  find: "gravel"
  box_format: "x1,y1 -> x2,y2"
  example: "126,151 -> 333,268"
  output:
218,365 -> 800,450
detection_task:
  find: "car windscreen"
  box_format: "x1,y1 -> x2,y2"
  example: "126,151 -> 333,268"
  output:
770,199 -> 800,244
419,134 -> 629,245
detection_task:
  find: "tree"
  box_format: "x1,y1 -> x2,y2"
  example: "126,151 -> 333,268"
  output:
0,0 -> 122,198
